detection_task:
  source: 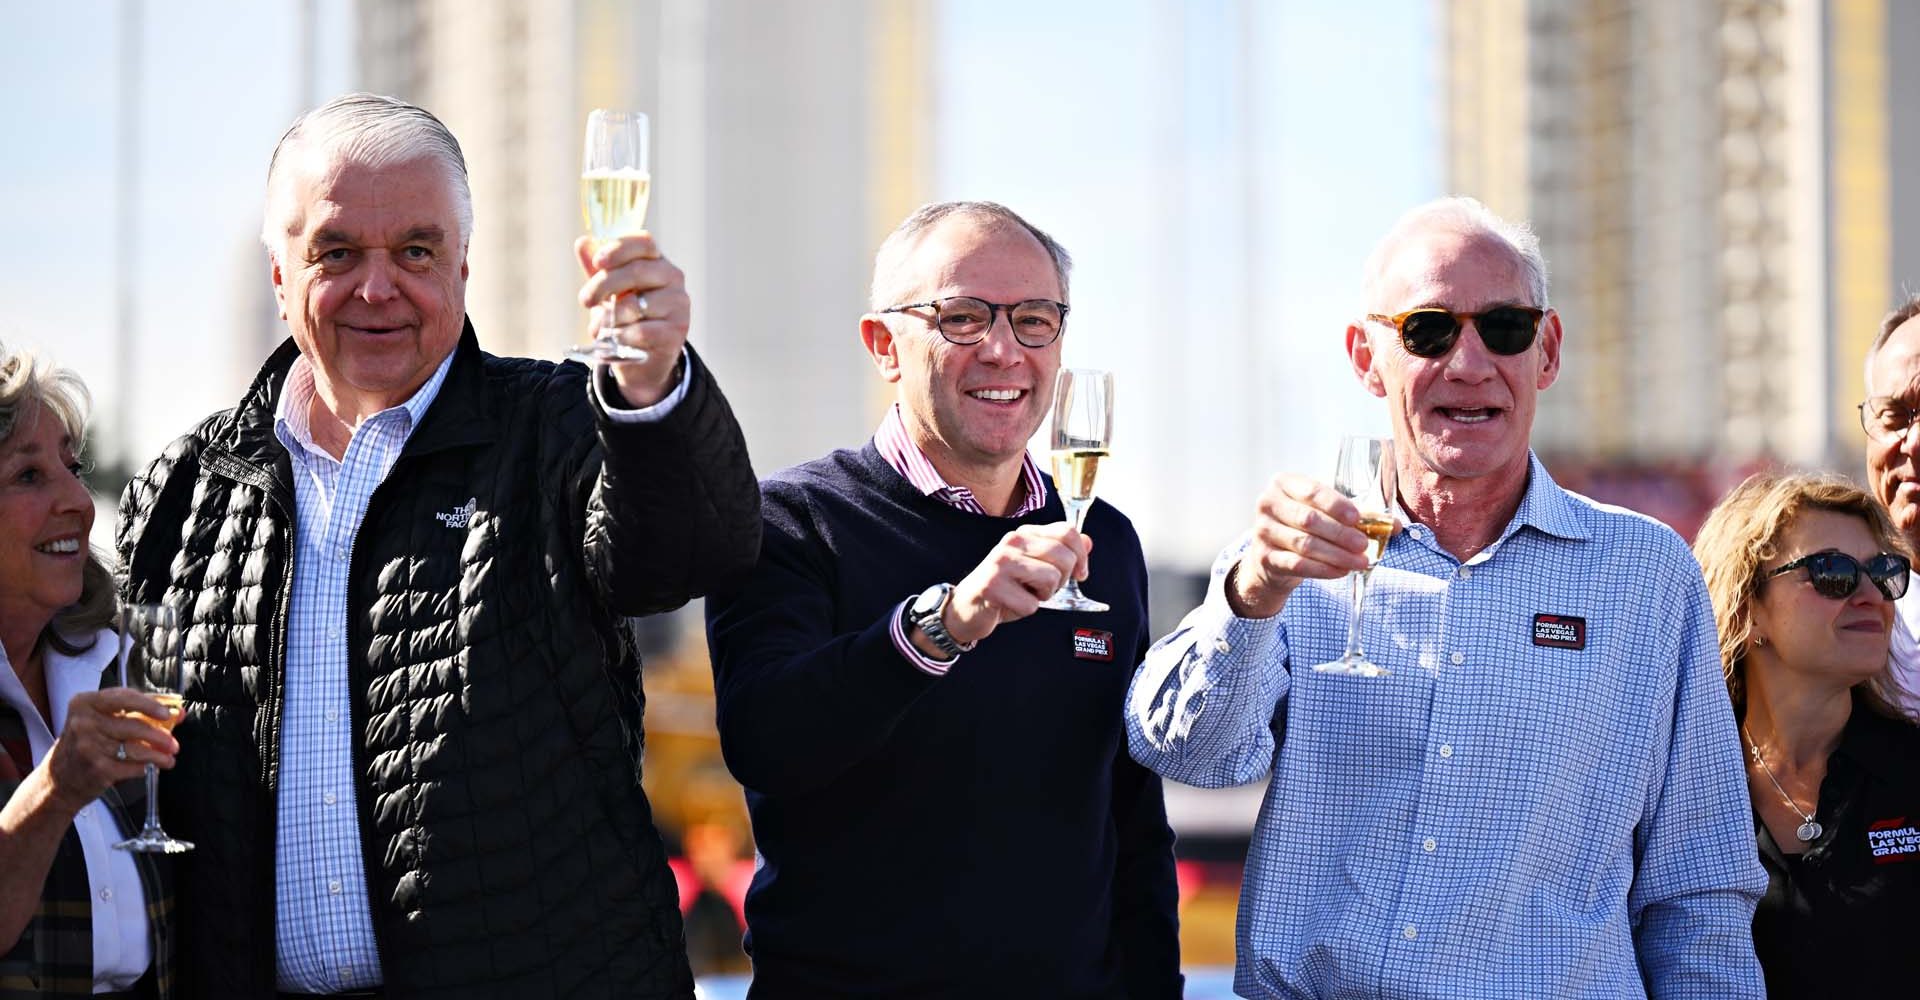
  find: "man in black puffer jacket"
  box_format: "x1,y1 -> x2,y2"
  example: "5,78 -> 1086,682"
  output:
113,94 -> 759,999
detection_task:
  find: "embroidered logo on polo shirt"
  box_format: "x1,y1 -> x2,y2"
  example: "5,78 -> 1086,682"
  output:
1531,613 -> 1586,650
435,497 -> 478,529
1868,816 -> 1920,863
1072,628 -> 1115,662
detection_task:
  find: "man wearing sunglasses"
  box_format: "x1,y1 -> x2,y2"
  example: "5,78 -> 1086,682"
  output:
705,202 -> 1181,997
1127,197 -> 1765,998
1858,294 -> 1920,712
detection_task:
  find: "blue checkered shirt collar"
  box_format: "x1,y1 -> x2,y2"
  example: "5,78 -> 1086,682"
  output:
272,350 -> 457,459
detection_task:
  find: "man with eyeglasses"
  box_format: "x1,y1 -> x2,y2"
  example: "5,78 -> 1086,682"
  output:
704,201 -> 1181,998
1858,295 -> 1920,710
1127,197 -> 1765,998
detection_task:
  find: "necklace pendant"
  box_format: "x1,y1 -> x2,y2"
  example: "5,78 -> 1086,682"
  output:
1796,820 -> 1823,843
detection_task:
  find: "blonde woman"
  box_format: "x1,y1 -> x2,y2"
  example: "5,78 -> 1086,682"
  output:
1695,471 -> 1920,997
0,342 -> 176,998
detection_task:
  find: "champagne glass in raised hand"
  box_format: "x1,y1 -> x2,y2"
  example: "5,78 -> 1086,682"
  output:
1040,368 -> 1114,612
1311,435 -> 1397,677
113,603 -> 193,853
566,109 -> 653,363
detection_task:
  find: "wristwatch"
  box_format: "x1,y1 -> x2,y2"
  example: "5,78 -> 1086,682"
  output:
906,582 -> 975,659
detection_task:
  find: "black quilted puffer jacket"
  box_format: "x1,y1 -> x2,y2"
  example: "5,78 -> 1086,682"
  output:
114,326 -> 760,999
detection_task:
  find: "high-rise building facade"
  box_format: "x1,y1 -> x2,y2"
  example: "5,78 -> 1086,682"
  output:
1445,0 -> 1920,477
354,0 -> 931,473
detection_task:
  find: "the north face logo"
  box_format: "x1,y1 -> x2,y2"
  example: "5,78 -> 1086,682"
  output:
435,497 -> 478,529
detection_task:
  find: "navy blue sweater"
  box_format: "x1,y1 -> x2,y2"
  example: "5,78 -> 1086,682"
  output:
705,443 -> 1182,999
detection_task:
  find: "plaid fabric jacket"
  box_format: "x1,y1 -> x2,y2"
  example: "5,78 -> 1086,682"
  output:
0,659 -> 175,1000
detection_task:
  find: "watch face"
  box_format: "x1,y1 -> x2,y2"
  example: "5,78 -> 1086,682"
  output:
912,584 -> 950,618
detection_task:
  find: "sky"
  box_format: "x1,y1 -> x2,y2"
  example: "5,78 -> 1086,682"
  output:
0,0 -> 1435,566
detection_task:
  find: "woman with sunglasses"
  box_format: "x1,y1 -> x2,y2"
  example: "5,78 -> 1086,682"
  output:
1694,471 -> 1920,997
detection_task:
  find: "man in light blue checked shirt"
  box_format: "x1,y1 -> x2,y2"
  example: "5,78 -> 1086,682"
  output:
1126,197 -> 1766,998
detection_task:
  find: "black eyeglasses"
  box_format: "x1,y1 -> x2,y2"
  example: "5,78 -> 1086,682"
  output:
1765,550 -> 1911,601
1859,396 -> 1920,444
1366,306 -> 1545,359
878,296 -> 1069,348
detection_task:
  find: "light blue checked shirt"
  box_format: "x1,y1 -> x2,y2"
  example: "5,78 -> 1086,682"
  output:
1128,455 -> 1766,999
270,349 -> 688,993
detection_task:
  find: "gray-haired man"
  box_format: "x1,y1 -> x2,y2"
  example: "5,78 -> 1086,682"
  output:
116,93 -> 760,998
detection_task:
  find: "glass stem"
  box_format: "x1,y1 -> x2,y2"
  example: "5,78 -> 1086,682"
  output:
142,763 -> 161,834
1061,497 -> 1091,598
1344,568 -> 1370,660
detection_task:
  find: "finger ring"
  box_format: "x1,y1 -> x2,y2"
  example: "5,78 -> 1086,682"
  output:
115,742 -> 128,762
634,294 -> 651,321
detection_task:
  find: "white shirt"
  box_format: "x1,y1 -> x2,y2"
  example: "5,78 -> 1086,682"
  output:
1889,588 -> 1920,714
268,349 -> 689,991
0,627 -> 154,993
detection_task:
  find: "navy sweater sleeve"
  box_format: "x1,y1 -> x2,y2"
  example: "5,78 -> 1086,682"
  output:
705,478 -> 938,796
1110,573 -> 1185,997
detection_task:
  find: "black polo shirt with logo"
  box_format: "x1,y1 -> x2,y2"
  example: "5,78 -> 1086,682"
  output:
1751,695 -> 1920,998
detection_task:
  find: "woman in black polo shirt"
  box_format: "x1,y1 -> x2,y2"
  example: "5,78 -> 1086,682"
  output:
1695,471 -> 1920,997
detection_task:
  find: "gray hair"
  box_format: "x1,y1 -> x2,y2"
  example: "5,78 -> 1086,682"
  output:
1360,196 -> 1550,312
260,93 -> 473,261
0,342 -> 116,652
1863,292 -> 1920,390
869,200 -> 1073,311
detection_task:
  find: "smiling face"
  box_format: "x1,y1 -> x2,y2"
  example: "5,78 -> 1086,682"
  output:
1748,507 -> 1897,689
1866,316 -> 1920,541
0,400 -> 94,647
1350,228 -> 1561,501
862,215 -> 1064,481
272,152 -> 470,423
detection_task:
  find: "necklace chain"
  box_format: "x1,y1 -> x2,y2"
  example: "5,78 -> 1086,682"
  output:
1741,723 -> 1822,842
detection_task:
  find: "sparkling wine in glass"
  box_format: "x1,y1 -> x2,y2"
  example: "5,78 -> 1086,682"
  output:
113,603 -> 193,853
566,109 -> 652,363
1041,368 -> 1113,612
1311,436 -> 1397,677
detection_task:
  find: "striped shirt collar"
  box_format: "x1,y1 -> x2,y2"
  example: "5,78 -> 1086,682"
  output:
273,350 -> 457,460
873,403 -> 1047,517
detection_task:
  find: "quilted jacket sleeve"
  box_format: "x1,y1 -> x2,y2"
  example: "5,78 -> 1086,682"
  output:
583,345 -> 761,616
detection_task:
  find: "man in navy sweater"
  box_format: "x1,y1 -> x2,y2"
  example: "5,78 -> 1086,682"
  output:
705,201 -> 1182,998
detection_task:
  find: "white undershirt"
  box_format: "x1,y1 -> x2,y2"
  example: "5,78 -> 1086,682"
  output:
1891,589 -> 1920,715
0,628 -> 153,992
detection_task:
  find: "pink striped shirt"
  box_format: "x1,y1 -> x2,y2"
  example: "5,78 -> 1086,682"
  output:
874,403 -> 1048,675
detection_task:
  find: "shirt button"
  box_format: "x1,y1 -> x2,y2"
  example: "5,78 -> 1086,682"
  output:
1423,837 -> 1437,853
323,792 -> 337,805
1403,924 -> 1418,940
1450,651 -> 1464,665
329,880 -> 343,894
1438,744 -> 1454,758
1456,566 -> 1471,580
99,887 -> 113,901
1213,638 -> 1232,654
339,966 -> 353,980
327,627 -> 340,639
324,709 -> 340,723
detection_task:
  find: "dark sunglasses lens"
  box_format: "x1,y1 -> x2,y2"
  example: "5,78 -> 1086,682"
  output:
1477,308 -> 1541,355
1802,553 -> 1863,599
1400,311 -> 1461,358
1868,554 -> 1912,599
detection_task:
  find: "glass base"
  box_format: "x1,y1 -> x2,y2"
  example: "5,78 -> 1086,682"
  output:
114,831 -> 194,854
1039,593 -> 1110,612
564,338 -> 650,363
1310,655 -> 1389,678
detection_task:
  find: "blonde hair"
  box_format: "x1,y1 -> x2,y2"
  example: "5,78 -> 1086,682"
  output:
0,342 -> 116,653
1693,470 -> 1913,720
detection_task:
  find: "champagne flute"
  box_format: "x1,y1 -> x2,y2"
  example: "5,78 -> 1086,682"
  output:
1040,368 -> 1113,612
566,109 -> 653,363
1311,435 -> 1397,677
113,603 -> 193,853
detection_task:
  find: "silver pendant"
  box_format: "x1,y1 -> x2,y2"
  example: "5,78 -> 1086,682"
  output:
1795,820 -> 1822,843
